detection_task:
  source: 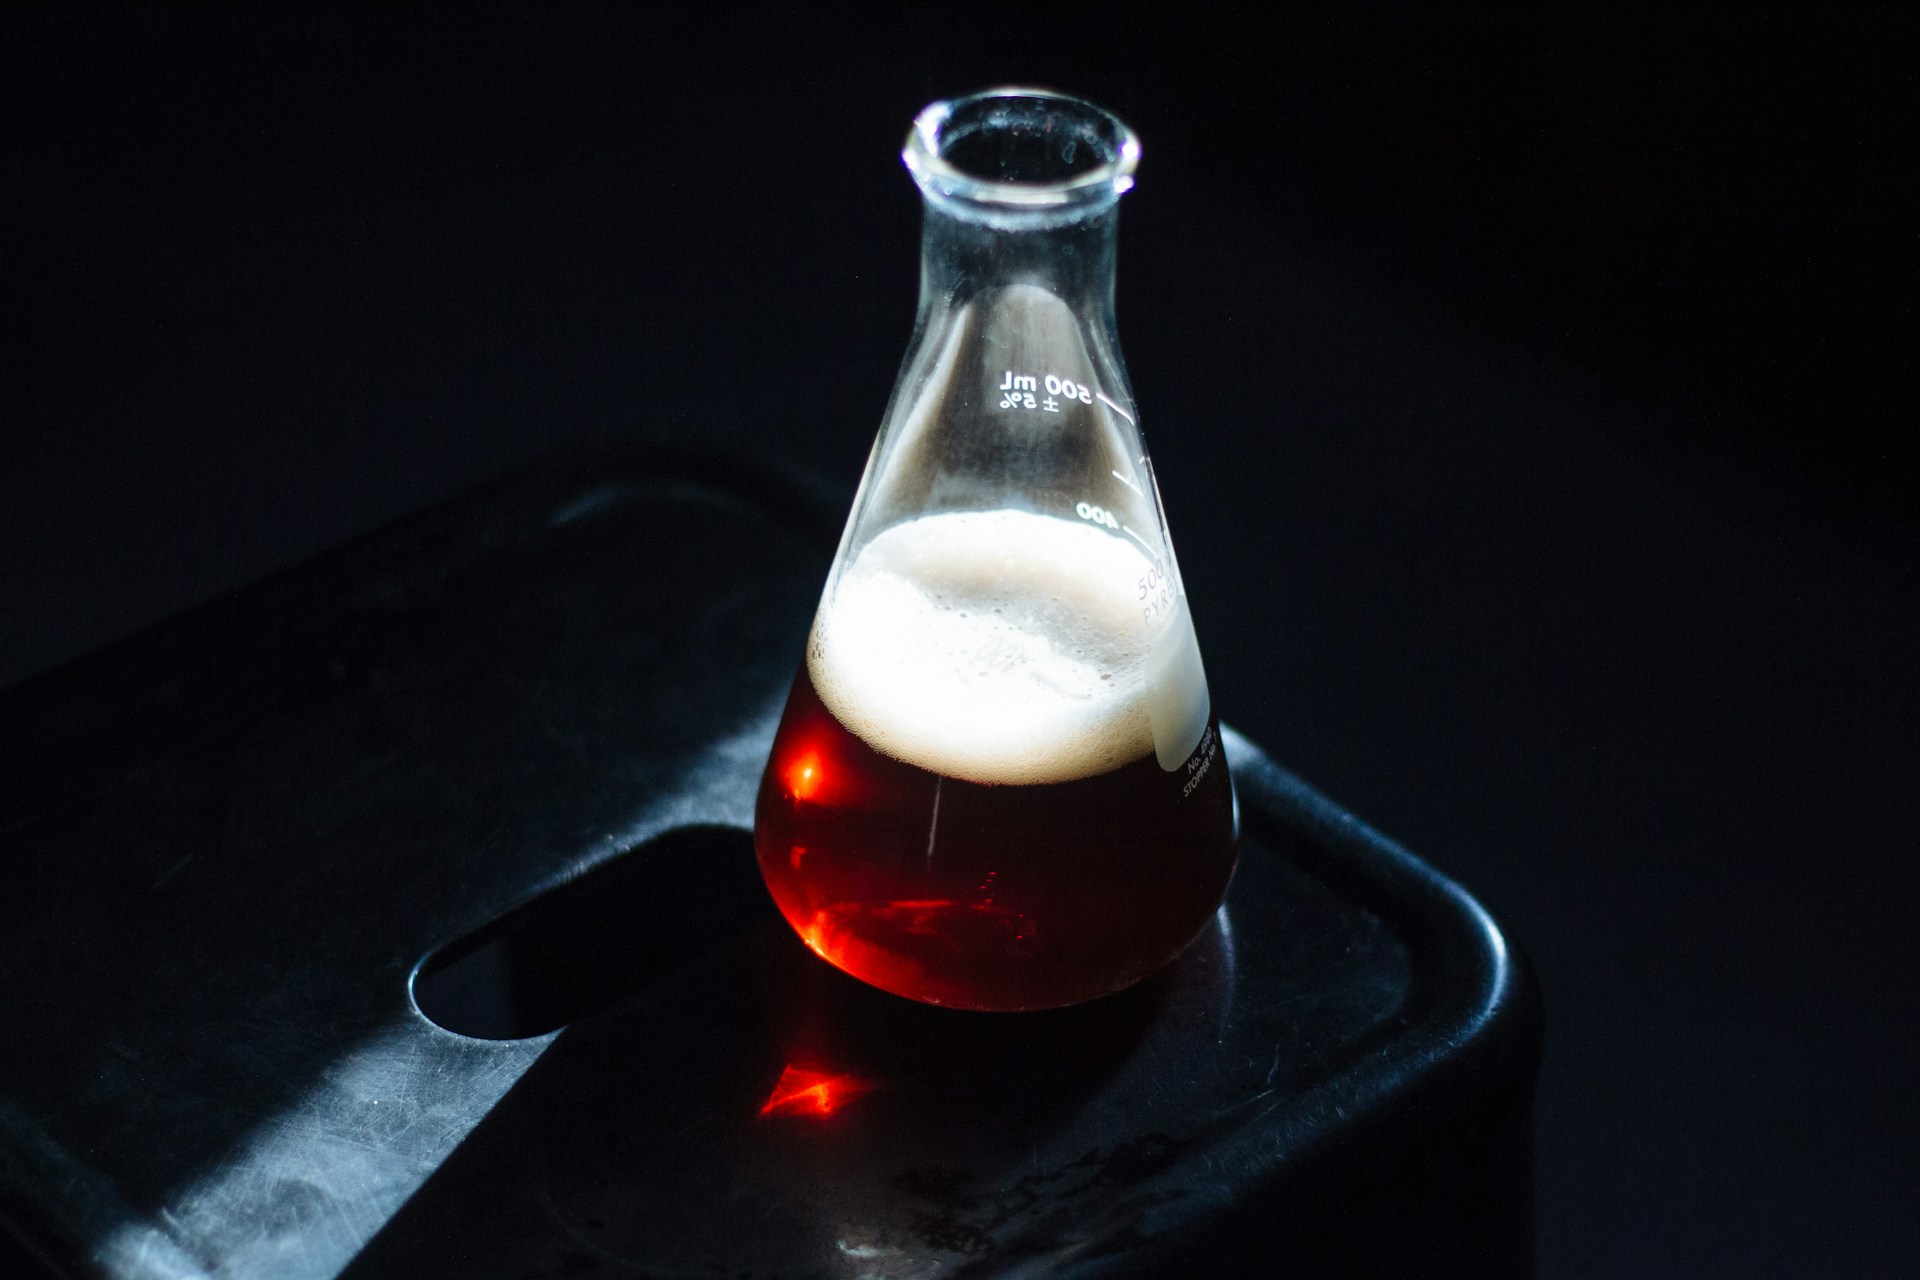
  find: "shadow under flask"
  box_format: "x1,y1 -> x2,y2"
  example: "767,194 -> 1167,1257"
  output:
754,89 -> 1237,1011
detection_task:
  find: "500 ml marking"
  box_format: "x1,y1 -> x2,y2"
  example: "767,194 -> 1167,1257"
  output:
1138,563 -> 1175,625
999,370 -> 1096,413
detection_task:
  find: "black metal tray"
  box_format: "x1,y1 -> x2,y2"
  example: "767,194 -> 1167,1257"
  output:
0,447 -> 1539,1279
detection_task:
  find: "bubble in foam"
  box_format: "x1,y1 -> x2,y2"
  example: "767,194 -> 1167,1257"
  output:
808,509 -> 1207,786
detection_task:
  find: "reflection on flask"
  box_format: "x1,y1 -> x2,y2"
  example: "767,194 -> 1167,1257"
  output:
755,89 -> 1236,1011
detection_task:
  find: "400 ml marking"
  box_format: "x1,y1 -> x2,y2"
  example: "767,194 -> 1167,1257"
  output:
1075,499 -> 1174,623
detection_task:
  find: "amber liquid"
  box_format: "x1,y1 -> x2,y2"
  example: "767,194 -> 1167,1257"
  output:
754,665 -> 1238,1011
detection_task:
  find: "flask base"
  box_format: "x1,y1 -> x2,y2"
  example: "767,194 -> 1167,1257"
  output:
753,664 -> 1239,1012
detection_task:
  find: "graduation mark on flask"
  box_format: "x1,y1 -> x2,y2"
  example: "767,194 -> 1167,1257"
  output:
1074,501 -> 1121,530
999,369 -> 1096,414
1076,500 -> 1170,618
1095,391 -> 1136,425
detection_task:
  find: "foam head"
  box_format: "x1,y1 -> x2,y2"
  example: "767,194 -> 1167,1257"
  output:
809,509 -> 1208,785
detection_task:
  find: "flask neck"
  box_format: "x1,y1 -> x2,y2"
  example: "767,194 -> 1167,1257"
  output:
901,88 -> 1137,321
919,202 -> 1118,318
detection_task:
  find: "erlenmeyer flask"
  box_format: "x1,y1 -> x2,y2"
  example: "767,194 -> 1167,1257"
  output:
754,88 -> 1235,1011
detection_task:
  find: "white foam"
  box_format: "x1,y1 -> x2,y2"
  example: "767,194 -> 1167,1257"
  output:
808,509 -> 1209,786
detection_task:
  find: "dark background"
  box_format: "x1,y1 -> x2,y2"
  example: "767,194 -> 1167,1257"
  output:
4,5 -> 1914,1275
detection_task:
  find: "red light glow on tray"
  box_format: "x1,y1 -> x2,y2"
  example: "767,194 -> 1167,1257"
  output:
758,1065 -> 877,1119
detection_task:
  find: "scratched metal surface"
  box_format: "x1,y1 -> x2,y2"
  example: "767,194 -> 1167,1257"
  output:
0,449 -> 1537,1279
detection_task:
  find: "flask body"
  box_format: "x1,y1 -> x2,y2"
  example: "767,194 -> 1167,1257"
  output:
755,541 -> 1236,1011
754,90 -> 1235,1010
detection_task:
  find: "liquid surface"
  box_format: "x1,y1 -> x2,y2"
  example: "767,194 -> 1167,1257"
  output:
809,509 -> 1207,784
755,509 -> 1236,1011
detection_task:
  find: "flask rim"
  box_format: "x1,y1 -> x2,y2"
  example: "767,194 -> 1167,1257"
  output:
903,87 -> 1141,221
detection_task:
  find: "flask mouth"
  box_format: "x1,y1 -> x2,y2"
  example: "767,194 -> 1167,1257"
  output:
904,88 -> 1140,225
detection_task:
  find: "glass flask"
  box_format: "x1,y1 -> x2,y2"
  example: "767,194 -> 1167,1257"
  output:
754,88 -> 1235,1011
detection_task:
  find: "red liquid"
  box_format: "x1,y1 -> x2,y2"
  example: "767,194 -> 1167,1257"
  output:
754,665 -> 1238,1011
